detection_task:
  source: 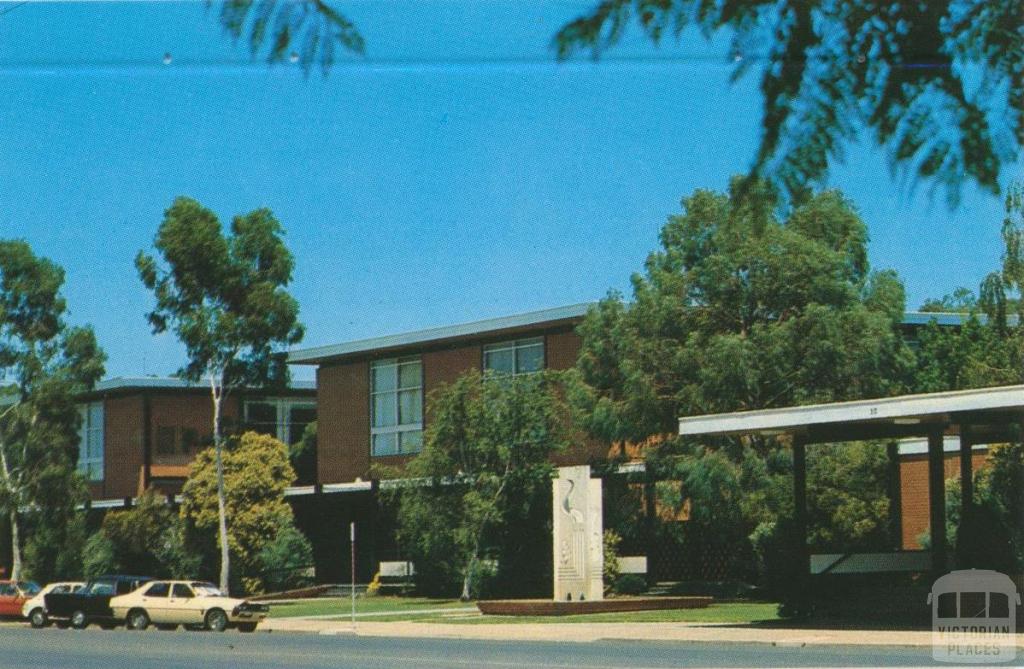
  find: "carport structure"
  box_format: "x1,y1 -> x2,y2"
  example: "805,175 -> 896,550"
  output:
678,384 -> 1024,584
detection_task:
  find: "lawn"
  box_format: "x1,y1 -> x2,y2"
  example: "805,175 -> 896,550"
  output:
269,597 -> 780,625
268,596 -> 471,618
432,602 -> 782,625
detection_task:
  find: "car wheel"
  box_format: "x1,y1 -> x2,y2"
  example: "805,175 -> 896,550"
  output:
70,610 -> 88,629
237,623 -> 257,633
204,609 -> 228,632
126,609 -> 150,631
155,623 -> 178,631
28,608 -> 48,628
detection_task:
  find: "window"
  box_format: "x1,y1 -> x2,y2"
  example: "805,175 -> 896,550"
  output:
483,337 -> 544,376
243,398 -> 316,444
171,584 -> 194,598
371,357 -> 422,456
154,426 -> 205,459
144,582 -> 169,598
77,402 -> 103,481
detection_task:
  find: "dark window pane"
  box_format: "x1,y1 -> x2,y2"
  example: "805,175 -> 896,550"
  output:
516,343 -> 544,373
181,428 -> 199,454
171,584 -> 194,598
155,427 -> 176,456
400,430 -> 423,454
246,402 -> 277,424
484,347 -> 514,374
990,592 -> 1010,618
145,582 -> 169,598
289,406 -> 316,444
937,592 -> 957,618
961,592 -> 986,618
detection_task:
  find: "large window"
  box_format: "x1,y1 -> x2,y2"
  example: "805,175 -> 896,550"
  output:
483,337 -> 544,375
77,401 -> 103,481
371,357 -> 422,456
243,398 -> 316,445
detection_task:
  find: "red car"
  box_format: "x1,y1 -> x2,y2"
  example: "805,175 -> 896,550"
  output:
0,580 -> 41,617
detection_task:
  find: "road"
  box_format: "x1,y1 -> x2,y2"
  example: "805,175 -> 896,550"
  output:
0,626 -> 982,668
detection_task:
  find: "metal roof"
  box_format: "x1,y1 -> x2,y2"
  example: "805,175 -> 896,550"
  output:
288,303 -> 592,365
286,307 -> 978,367
92,377 -> 316,392
678,384 -> 1024,439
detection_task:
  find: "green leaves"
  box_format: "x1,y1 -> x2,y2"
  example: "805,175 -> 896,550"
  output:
554,0 -> 1021,205
575,178 -> 910,443
136,196 -> 303,391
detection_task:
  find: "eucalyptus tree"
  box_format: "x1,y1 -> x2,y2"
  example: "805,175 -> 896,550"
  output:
555,1 -> 1021,206
136,197 -> 303,591
0,241 -> 105,579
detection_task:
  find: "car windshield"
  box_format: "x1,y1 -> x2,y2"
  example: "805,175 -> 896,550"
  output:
19,582 -> 41,595
191,583 -> 222,597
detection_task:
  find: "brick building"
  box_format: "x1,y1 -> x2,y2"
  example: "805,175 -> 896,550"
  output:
77,377 -> 316,501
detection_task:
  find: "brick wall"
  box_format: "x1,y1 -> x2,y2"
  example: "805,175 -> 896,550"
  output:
102,395 -> 144,499
317,361 -> 370,484
900,450 -> 989,549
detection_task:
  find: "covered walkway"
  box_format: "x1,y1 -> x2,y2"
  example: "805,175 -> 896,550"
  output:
678,384 -> 1024,583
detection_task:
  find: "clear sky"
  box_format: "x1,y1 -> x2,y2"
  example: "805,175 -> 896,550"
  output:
0,1 -> 1017,382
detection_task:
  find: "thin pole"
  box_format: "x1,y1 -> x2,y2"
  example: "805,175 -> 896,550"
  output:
350,521 -> 356,629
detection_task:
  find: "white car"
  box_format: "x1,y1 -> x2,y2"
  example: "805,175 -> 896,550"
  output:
110,580 -> 268,632
22,582 -> 85,628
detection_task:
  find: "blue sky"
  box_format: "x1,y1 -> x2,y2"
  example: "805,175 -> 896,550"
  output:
0,1 -> 1017,382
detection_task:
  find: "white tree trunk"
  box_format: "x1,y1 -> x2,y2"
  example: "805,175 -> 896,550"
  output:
8,509 -> 20,581
211,375 -> 230,594
0,442 -> 22,581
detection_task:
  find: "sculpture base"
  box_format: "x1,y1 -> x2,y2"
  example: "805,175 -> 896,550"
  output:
476,596 -> 713,616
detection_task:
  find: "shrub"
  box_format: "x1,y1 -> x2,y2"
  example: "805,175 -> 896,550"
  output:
613,574 -> 647,596
602,529 -> 622,592
257,523 -> 315,594
82,532 -> 117,579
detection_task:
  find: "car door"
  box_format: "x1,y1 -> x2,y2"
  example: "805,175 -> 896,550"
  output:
138,582 -> 170,623
169,583 -> 202,624
0,582 -> 18,616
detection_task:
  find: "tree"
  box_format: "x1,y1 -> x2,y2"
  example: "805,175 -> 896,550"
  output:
554,1 -> 1021,205
0,241 -> 105,580
215,0 -> 364,74
390,370 -> 574,600
180,431 -> 309,594
919,287 -> 978,314
136,196 -> 304,591
574,178 -> 913,446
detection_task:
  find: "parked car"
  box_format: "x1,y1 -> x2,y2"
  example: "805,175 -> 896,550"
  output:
21,582 -> 85,628
110,581 -> 269,632
0,580 -> 41,618
45,575 -> 152,629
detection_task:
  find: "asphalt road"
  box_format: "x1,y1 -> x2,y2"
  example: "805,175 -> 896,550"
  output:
0,627 -> 985,669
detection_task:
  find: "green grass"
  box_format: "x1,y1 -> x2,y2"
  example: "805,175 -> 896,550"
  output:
268,596 -> 470,618
423,602 -> 782,625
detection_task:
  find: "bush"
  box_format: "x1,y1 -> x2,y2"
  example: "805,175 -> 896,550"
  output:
257,523 -> 315,594
613,574 -> 647,596
82,532 -> 117,579
603,529 -> 622,591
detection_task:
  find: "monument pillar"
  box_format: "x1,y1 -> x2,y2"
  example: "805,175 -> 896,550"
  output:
552,465 -> 603,601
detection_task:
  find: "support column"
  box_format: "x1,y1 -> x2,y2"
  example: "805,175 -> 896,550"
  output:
928,426 -> 948,576
957,426 -> 973,567
887,442 -> 902,550
792,435 -> 810,611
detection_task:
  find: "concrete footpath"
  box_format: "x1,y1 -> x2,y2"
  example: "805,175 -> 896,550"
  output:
261,617 -> 1024,648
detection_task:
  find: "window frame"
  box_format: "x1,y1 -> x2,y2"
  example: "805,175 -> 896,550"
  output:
370,356 -> 423,457
243,397 -> 317,445
483,336 -> 545,376
77,401 -> 104,482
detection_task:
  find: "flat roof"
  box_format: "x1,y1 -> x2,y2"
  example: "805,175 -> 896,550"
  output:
91,377 -> 316,392
678,384 -> 1024,440
288,303 -> 592,365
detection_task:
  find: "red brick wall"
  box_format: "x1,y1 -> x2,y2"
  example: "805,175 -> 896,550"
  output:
315,326 -> 590,485
900,451 -> 989,549
317,361 -> 370,484
102,396 -> 144,499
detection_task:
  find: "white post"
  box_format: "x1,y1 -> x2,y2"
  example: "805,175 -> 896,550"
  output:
350,521 -> 356,629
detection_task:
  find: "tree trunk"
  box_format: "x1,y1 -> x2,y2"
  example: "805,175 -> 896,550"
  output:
460,556 -> 474,602
8,509 -> 20,581
211,376 -> 230,594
